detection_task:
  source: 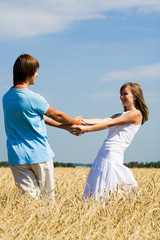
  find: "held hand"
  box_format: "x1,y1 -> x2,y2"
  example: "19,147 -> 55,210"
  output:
73,116 -> 86,125
69,125 -> 85,136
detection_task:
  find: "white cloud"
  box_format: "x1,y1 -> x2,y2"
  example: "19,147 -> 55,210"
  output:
102,63 -> 160,82
0,0 -> 160,40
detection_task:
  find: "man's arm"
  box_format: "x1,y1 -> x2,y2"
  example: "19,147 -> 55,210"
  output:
45,105 -> 84,125
43,115 -> 72,131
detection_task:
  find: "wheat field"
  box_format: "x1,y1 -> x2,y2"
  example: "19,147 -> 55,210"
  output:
0,167 -> 159,240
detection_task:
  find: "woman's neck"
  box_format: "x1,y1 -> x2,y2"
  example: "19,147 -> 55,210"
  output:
124,105 -> 137,112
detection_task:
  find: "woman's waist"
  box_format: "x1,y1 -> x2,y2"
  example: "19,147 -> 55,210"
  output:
97,147 -> 124,161
99,144 -> 125,154
100,139 -> 127,152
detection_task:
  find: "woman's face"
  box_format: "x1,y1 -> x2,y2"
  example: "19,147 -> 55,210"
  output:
120,86 -> 135,109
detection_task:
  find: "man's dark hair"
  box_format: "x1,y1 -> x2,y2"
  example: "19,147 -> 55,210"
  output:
13,54 -> 39,85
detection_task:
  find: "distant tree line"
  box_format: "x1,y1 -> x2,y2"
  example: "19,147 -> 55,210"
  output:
0,161 -> 160,168
76,161 -> 160,168
124,161 -> 160,168
0,161 -> 75,168
0,161 -> 9,167
75,163 -> 92,167
54,162 -> 75,168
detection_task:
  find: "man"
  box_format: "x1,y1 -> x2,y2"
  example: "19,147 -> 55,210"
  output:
2,54 -> 84,200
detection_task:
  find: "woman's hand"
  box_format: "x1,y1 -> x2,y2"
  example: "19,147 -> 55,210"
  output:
69,125 -> 86,136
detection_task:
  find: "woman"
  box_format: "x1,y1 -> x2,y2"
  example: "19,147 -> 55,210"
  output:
71,82 -> 149,199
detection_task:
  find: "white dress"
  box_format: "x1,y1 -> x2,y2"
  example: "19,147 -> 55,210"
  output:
83,112 -> 140,200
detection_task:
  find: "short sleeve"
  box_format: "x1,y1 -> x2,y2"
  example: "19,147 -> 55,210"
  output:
29,92 -> 49,115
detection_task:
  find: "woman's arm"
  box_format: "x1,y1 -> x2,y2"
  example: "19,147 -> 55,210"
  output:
84,114 -> 120,125
84,118 -> 112,125
71,110 -> 142,134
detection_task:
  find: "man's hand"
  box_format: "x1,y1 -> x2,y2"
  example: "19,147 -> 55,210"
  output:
73,116 -> 86,126
69,125 -> 85,136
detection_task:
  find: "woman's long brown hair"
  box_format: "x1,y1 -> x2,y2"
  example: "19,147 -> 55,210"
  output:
120,82 -> 149,125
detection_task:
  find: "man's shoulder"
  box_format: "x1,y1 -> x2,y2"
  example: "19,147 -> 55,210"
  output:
2,88 -> 12,101
26,89 -> 43,99
26,90 -> 48,107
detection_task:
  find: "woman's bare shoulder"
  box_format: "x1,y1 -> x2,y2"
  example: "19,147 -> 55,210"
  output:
129,109 -> 142,124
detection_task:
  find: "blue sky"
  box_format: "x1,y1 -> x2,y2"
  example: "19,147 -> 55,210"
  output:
0,0 -> 160,164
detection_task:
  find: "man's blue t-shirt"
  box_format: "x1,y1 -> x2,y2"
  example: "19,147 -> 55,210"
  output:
2,88 -> 55,165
